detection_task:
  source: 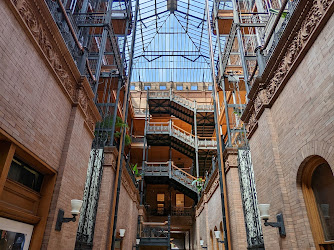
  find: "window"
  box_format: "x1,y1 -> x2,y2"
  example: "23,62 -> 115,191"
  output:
130,84 -> 135,90
191,84 -> 198,90
159,84 -> 167,90
157,193 -> 165,202
144,83 -> 151,90
311,163 -> 334,241
157,194 -> 165,215
176,194 -> 184,208
208,85 -> 213,91
302,156 -> 334,248
176,84 -> 183,90
8,156 -> 44,192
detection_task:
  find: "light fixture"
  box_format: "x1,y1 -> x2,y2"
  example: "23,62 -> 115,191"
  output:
214,230 -> 224,243
55,199 -> 83,231
119,229 -> 126,238
258,204 -> 286,237
136,238 -> 140,245
200,239 -> 207,249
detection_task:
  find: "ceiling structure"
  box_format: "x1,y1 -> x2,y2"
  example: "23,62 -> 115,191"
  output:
124,0 -> 228,83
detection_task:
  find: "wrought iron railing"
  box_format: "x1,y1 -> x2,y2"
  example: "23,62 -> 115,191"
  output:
146,122 -> 217,150
143,161 -> 198,193
45,0 -> 83,66
263,0 -> 300,63
148,90 -> 214,112
140,216 -> 171,239
171,206 -> 194,216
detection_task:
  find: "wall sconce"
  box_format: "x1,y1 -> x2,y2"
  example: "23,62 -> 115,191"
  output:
136,238 -> 140,245
55,199 -> 83,231
258,204 -> 286,237
200,239 -> 207,249
214,230 -> 224,243
119,229 -> 126,238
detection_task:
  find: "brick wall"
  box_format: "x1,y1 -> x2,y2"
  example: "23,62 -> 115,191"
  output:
0,0 -> 72,170
0,1 -> 95,249
93,147 -> 140,249
249,13 -> 334,250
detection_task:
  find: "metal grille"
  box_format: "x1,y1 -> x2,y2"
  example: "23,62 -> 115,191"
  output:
76,149 -> 104,249
238,149 -> 264,249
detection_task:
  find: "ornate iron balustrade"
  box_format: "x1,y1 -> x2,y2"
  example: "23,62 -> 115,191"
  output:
172,94 -> 195,110
147,122 -> 170,134
263,0 -> 300,63
143,161 -> 198,193
171,125 -> 195,147
133,108 -> 146,116
146,122 -> 217,150
148,91 -> 170,98
148,90 -> 213,112
45,0 -> 83,66
203,156 -> 217,191
171,206 -> 194,216
140,216 -> 171,239
171,164 -> 197,192
144,162 -> 170,176
198,137 -> 217,149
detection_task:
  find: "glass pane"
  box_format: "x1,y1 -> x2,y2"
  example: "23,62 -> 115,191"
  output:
311,163 -> 334,241
157,194 -> 165,202
8,157 -> 44,192
176,85 -> 183,90
176,194 -> 184,207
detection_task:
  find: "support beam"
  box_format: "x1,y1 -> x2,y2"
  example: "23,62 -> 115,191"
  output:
205,1 -> 231,249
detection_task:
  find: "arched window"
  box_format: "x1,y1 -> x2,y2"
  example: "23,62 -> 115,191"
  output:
302,156 -> 334,249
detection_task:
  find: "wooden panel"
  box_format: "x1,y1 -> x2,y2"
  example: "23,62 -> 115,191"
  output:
0,200 -> 40,224
0,179 -> 40,215
0,141 -> 16,194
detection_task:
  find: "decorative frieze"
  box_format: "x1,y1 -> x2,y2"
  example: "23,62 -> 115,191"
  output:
7,0 -> 100,133
242,0 -> 334,138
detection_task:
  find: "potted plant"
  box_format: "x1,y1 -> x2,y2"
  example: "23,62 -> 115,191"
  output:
96,116 -> 132,146
192,178 -> 204,192
132,163 -> 142,181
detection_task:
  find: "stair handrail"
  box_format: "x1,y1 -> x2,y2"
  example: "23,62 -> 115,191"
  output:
197,136 -> 217,147
171,163 -> 197,181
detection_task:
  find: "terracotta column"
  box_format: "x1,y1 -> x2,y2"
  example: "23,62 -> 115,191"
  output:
223,147 -> 247,249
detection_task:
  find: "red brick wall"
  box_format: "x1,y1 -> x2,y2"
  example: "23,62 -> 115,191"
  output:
249,13 -> 334,250
94,147 -> 140,250
0,1 -> 95,249
0,0 -> 72,171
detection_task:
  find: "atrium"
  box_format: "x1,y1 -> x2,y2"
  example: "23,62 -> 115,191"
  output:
0,0 -> 333,249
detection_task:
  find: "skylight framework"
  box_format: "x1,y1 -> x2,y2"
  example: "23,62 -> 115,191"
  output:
126,0 -> 219,82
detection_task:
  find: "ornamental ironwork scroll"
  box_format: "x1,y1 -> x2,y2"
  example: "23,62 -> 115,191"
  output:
76,149 -> 104,249
238,149 -> 264,249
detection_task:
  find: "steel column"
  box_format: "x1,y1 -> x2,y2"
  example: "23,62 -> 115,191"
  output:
108,0 -> 140,249
205,0 -> 231,249
194,100 -> 199,178
213,0 -> 232,147
231,0 -> 250,95
92,0 -> 115,99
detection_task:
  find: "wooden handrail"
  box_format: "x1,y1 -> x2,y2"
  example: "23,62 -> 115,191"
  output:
145,161 -> 169,165
56,0 -> 83,51
172,124 -> 194,138
142,221 -> 168,226
172,164 -> 197,180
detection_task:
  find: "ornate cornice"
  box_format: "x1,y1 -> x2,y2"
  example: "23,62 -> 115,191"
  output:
7,0 -> 101,134
242,0 -> 334,138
